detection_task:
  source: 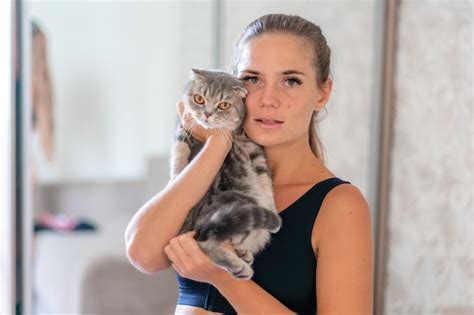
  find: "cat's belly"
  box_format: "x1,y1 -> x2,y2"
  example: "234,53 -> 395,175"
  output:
175,305 -> 224,315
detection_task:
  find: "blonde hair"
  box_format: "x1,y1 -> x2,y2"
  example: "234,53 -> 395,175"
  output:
231,14 -> 331,164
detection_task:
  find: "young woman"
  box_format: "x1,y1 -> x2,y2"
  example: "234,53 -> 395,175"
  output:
125,14 -> 373,315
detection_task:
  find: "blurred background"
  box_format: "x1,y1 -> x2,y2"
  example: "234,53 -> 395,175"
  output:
1,0 -> 472,314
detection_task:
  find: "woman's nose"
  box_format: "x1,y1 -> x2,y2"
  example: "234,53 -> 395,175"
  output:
260,83 -> 280,108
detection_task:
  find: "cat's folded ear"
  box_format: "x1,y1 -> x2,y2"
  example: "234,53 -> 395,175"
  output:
189,68 -> 206,82
233,86 -> 248,98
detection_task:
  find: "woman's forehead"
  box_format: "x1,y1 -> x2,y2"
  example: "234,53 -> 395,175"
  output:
237,33 -> 314,73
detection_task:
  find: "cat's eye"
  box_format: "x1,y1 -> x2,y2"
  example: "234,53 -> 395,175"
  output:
193,94 -> 205,105
218,102 -> 232,110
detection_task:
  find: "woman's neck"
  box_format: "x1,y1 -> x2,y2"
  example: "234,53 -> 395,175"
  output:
264,138 -> 326,187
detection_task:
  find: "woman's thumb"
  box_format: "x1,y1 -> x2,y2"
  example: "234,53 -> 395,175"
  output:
176,100 -> 185,118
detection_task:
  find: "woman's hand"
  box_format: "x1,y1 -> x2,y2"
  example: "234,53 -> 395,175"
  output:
177,101 -> 233,147
164,231 -> 231,285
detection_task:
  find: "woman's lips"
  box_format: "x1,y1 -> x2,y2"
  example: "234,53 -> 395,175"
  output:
254,119 -> 284,129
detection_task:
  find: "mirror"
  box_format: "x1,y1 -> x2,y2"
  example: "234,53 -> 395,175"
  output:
28,1 -> 382,313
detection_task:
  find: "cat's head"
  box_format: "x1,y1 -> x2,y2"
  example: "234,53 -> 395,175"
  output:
183,68 -> 248,131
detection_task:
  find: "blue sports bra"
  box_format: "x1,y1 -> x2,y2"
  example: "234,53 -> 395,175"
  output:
176,177 -> 350,314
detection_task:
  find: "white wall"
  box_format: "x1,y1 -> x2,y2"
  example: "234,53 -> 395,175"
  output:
30,1 -> 214,182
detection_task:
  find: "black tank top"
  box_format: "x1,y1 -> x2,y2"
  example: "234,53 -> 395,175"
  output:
176,177 -> 351,314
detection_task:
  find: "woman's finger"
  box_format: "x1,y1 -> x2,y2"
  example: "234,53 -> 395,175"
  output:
171,263 -> 184,277
176,101 -> 193,125
177,102 -> 198,133
182,114 -> 195,129
169,236 -> 194,270
176,100 -> 185,118
179,232 -> 213,267
166,238 -> 190,269
164,244 -> 185,269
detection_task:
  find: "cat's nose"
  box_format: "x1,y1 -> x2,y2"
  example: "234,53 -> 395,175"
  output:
204,112 -> 212,118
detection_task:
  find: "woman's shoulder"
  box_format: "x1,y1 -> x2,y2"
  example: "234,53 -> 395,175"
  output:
324,179 -> 367,207
312,181 -> 372,248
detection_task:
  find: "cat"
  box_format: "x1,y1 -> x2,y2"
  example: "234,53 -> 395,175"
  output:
170,68 -> 282,280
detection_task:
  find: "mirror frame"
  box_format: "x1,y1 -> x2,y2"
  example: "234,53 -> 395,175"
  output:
0,0 -> 16,312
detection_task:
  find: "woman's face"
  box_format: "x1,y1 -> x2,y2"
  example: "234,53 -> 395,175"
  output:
237,33 -> 330,149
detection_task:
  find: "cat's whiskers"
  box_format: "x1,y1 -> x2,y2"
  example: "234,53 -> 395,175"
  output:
182,126 -> 191,141
180,107 -> 193,142
187,122 -> 201,141
182,126 -> 193,142
182,116 -> 200,142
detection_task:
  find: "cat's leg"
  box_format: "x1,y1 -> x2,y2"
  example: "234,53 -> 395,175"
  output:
195,202 -> 281,242
170,141 -> 191,179
247,148 -> 282,234
170,125 -> 192,180
198,240 -> 253,280
247,145 -> 277,213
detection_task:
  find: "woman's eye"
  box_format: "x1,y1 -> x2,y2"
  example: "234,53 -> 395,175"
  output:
285,78 -> 301,87
242,76 -> 259,84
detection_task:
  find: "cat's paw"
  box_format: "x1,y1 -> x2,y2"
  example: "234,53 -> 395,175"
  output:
235,249 -> 254,265
268,213 -> 282,233
231,263 -> 254,280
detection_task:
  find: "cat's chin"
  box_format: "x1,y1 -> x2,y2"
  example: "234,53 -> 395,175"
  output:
198,121 -> 239,131
197,121 -> 216,130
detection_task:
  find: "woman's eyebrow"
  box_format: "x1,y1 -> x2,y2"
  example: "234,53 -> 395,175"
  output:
239,69 -> 307,76
282,70 -> 307,76
240,69 -> 259,75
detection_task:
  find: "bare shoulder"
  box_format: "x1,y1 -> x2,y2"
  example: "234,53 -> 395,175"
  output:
312,183 -> 374,314
312,183 -> 372,254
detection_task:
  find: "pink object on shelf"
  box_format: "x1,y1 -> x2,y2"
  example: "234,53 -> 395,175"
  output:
38,213 -> 78,231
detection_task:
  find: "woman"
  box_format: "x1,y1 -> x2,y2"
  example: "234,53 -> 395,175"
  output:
125,14 -> 373,315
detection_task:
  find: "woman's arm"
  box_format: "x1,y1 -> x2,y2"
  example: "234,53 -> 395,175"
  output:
314,184 -> 374,315
214,273 -> 296,315
165,232 -> 296,315
125,102 -> 232,274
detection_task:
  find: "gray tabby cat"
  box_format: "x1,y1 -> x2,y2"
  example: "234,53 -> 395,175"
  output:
170,68 -> 282,280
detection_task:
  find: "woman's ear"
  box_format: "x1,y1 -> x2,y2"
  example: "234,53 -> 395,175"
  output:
314,79 -> 333,112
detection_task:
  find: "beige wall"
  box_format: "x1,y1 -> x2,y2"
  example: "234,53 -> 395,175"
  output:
384,1 -> 473,314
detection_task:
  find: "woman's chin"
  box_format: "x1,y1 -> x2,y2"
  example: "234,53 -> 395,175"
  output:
245,131 -> 282,147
